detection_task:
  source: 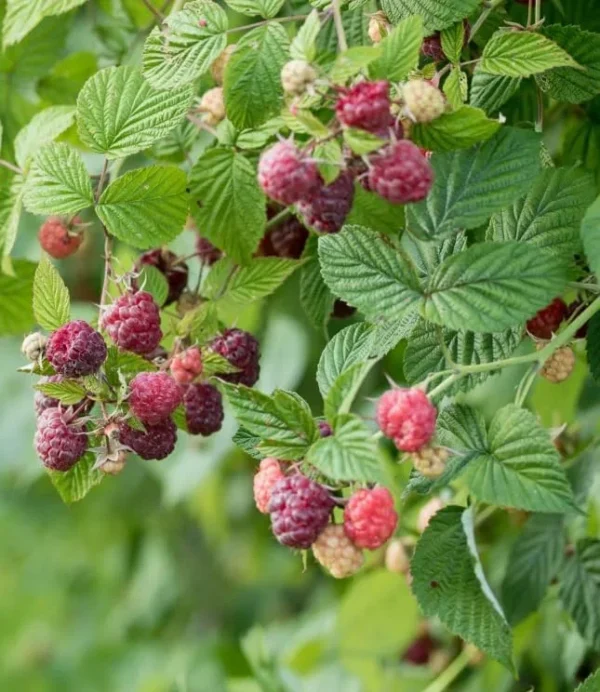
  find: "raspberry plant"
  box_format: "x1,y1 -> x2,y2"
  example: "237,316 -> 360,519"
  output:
1,0 -> 600,686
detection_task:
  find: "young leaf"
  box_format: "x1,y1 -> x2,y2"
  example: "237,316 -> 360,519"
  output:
0,259 -> 36,336
0,171 -> 25,258
300,236 -> 335,331
138,265 -> 170,307
104,347 -> 156,389
441,21 -> 465,64
23,143 -> 94,216
470,71 -> 522,114
2,0 -> 86,47
330,46 -> 382,84
581,195 -> 600,280
96,165 -> 189,249
290,10 -> 321,62
369,15 -> 423,82
33,255 -> 70,331
313,139 -> 343,184
443,66 -> 468,109
411,505 -> 514,670
379,0 -> 480,33
14,105 -> 76,169
35,379 -> 88,405
76,66 -> 194,159
225,0 -> 284,18
232,426 -> 264,460
576,669 -> 600,692
411,106 -> 501,152
47,452 -> 104,504
343,129 -> 386,156
324,360 -> 375,422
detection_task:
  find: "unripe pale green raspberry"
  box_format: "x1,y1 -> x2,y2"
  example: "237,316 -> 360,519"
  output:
537,343 -> 575,383
403,80 -> 446,123
411,445 -> 449,479
199,87 -> 225,126
312,524 -> 363,579
281,60 -> 317,96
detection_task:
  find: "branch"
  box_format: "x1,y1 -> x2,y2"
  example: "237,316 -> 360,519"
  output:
469,0 -> 504,43
331,0 -> 347,52
94,159 -> 113,310
0,159 -> 22,175
140,0 -> 165,22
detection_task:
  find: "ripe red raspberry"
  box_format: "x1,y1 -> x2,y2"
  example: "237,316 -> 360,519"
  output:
170,347 -> 202,385
312,524 -> 364,578
537,344 -> 576,383
253,457 -> 285,513
343,487 -> 398,550
376,387 -> 437,452
38,216 -> 83,259
210,328 -> 260,387
101,291 -> 162,356
46,320 -> 107,377
368,141 -> 434,204
34,375 -> 92,417
196,235 -> 222,265
182,383 -> 224,436
135,249 -> 188,305
258,141 -> 321,205
297,171 -> 355,234
35,407 -> 88,471
129,372 -> 182,425
526,298 -> 567,339
336,81 -> 391,134
118,418 -> 177,460
269,474 -> 334,548
260,213 -> 308,259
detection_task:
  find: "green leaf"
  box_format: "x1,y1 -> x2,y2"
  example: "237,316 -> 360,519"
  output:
47,452 -> 103,504
306,414 -> 382,483
224,23 -> 289,130
318,225 -> 422,322
587,312 -> 600,383
379,0 -> 479,33
14,105 -> 75,170
369,15 -> 423,82
201,349 -> 240,377
536,25 -> 600,104
480,30 -> 580,78
316,323 -> 374,399
576,669 -> 600,692
313,139 -> 343,185
443,66 -> 468,109
76,66 -> 194,159
560,539 -> 600,650
0,172 -> 26,258
281,109 -> 329,137
330,46 -> 382,84
142,0 -> 228,89
407,128 -> 542,241
346,183 -> 404,235
104,347 -> 156,390
33,255 -> 70,331
177,302 -> 219,342
300,235 -> 334,331
290,10 -> 321,62
470,71 -> 522,114
35,379 -> 87,405
225,0 -> 283,18
581,195 -> 600,281
501,514 -> 565,625
343,129 -> 385,156
324,361 -> 375,422
423,241 -> 568,333
138,265 -> 170,307
441,21 -> 465,64
411,106 -> 500,153
189,148 -> 266,264
232,426 -> 263,460
96,165 -> 188,250
2,0 -> 87,47
0,259 -> 36,335
23,143 -> 94,216
411,505 -> 514,670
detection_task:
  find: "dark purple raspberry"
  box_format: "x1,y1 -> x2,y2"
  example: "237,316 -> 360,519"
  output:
336,81 -> 391,134
129,371 -> 182,425
526,298 -> 568,339
403,634 -> 437,665
196,235 -> 222,265
260,213 -> 308,259
118,418 -> 177,460
182,383 -> 224,436
46,320 -> 107,377
268,474 -> 334,548
421,34 -> 444,62
258,141 -> 321,205
368,140 -> 434,204
135,249 -> 188,305
318,421 -> 333,437
35,407 -> 88,471
211,328 -> 260,387
296,171 -> 355,234
332,299 -> 356,319
101,291 -> 162,356
34,375 -> 92,417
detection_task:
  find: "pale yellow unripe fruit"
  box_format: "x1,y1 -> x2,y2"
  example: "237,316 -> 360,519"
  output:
281,59 -> 317,96
368,12 -> 390,43
21,332 -> 47,361
403,80 -> 447,123
417,497 -> 445,534
199,87 -> 225,126
210,44 -> 236,84
385,539 -> 411,574
312,524 -> 364,578
411,445 -> 449,479
537,343 -> 576,383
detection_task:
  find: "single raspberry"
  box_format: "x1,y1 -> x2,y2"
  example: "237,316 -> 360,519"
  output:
21,332 -> 47,362
198,86 -> 225,126
210,328 -> 260,387
411,445 -> 449,479
376,387 -> 437,452
403,634 -> 437,666
38,216 -> 84,259
101,291 -> 162,356
421,34 -> 444,61
336,81 -> 391,134
368,12 -> 390,43
34,375 -> 92,417
318,421 -> 333,437
129,372 -> 182,425
269,474 -> 334,549
135,249 -> 188,305
385,539 -> 411,574
417,497 -> 444,533
46,320 -> 107,377
312,524 -> 364,578
343,487 -> 398,550
368,141 -> 434,204
170,347 -> 202,385
96,422 -> 128,475
258,141 -> 321,205
196,235 -> 222,265
259,213 -> 308,259
331,299 -> 356,319
537,344 -> 575,383
118,418 -> 177,460
35,407 -> 88,471
253,457 -> 285,513
210,44 -> 236,84
526,298 -> 568,339
403,80 -> 446,123
182,383 -> 224,436
281,59 -> 317,95
297,171 -> 355,234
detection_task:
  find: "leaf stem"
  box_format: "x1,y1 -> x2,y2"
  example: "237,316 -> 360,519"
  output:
535,0 -> 542,24
265,207 -> 292,229
423,649 -> 471,692
0,159 -> 22,175
140,0 -> 165,21
331,0 -> 348,52
469,0 -> 504,43
95,159 -> 112,311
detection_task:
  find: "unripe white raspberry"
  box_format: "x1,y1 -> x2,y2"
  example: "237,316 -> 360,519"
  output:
368,12 -> 390,43
537,343 -> 575,383
403,80 -> 446,123
21,332 -> 48,362
281,60 -> 317,96
199,87 -> 225,126
312,524 -> 364,578
411,445 -> 449,479
210,44 -> 236,84
385,539 -> 411,574
417,497 -> 444,534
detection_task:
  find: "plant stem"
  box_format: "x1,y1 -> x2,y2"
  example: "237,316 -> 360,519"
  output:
141,0 -> 165,21
331,0 -> 347,51
469,0 -> 504,43
95,159 -> 112,310
265,207 -> 292,229
535,0 -> 542,24
0,159 -> 22,175
535,86 -> 544,133
423,649 -> 471,692
225,13 -> 311,34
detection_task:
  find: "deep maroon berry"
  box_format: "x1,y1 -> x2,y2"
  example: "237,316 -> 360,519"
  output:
211,328 -> 260,387
129,372 -> 182,425
196,235 -> 222,265
101,291 -> 162,356
332,299 -> 356,319
368,140 -> 434,204
297,171 -> 355,234
318,421 -> 333,437
182,383 -> 224,436
403,634 -> 437,665
258,141 -> 321,205
34,375 -> 92,417
46,320 -> 107,377
135,249 -> 188,305
260,212 -> 308,259
421,34 -> 444,61
35,407 -> 88,471
336,81 -> 391,134
269,474 -> 334,549
118,418 -> 177,460
526,298 -> 568,339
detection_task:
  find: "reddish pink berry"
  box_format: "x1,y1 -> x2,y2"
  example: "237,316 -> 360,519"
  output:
35,375 -> 92,417
335,81 -> 391,134
368,140 -> 434,204
182,383 -> 224,436
135,249 -> 188,305
210,328 -> 260,387
39,216 -> 83,259
318,421 -> 333,437
35,407 -> 88,471
376,388 -> 437,452
344,487 -> 398,550
403,634 -> 437,665
119,418 -> 177,460
297,171 -> 355,234
526,298 -> 567,339
101,291 -> 162,356
253,457 -> 285,513
258,141 -> 321,205
129,372 -> 182,425
421,34 -> 444,61
269,474 -> 334,548
170,347 -> 202,385
46,320 -> 107,377
196,235 -> 222,265
260,213 -> 308,259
